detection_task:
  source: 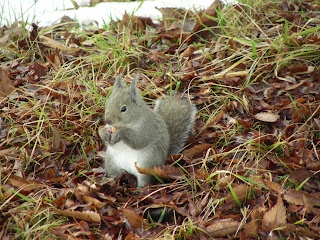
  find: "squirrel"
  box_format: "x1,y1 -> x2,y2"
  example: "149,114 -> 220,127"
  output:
99,75 -> 196,187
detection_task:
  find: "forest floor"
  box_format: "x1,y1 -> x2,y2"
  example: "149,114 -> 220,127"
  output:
1,0 -> 320,239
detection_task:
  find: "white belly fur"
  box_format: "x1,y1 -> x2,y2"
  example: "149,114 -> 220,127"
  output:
107,140 -> 141,175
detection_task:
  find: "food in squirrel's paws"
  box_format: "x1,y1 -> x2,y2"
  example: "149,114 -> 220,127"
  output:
108,126 -> 116,134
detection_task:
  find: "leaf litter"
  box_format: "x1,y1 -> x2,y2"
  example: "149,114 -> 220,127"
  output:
1,0 -> 320,239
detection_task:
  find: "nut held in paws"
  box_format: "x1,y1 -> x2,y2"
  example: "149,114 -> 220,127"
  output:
108,126 -> 116,134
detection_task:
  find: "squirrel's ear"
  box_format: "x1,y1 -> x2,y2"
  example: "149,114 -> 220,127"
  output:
113,74 -> 124,89
129,75 -> 139,103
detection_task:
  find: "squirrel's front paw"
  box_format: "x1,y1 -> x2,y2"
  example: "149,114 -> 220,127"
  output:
109,131 -> 121,145
98,127 -> 110,143
99,126 -> 121,145
99,126 -> 119,144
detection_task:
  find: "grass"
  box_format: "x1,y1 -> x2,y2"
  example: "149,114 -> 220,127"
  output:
1,0 -> 320,239
0,183 -> 62,239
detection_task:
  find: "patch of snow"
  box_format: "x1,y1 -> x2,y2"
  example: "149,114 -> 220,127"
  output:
1,0 -> 236,28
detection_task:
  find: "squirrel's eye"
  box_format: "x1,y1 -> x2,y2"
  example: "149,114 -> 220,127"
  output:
120,106 -> 127,112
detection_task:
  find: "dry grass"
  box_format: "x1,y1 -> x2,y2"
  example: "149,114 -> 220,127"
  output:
1,0 -> 320,239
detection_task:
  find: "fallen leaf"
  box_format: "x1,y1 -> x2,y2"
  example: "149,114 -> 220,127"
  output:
263,180 -> 286,194
225,184 -> 251,204
8,175 -> 42,192
285,79 -> 306,91
244,207 -> 265,236
57,210 -> 101,223
189,197 -> 202,217
83,196 -> 106,209
39,35 -> 76,52
188,0 -> 222,42
122,209 -> 147,229
135,163 -> 184,179
289,168 -> 312,185
156,7 -> 190,20
33,61 -> 47,77
244,219 -> 259,236
294,226 -> 320,239
183,143 -> 212,160
180,46 -> 198,58
283,189 -> 320,207
206,219 -> 242,237
0,69 -> 15,98
254,112 -> 279,122
119,12 -> 145,32
125,233 -> 140,240
46,53 -> 62,71
242,94 -> 250,113
207,109 -> 226,126
52,127 -> 60,150
262,195 -> 286,231
292,106 -> 311,123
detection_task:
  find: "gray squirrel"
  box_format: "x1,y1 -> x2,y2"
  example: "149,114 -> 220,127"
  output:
99,75 -> 196,187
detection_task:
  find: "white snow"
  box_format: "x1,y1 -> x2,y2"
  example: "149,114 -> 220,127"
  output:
1,0 -> 236,28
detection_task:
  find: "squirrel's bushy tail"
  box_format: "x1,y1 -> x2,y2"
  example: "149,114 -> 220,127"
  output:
154,97 -> 196,156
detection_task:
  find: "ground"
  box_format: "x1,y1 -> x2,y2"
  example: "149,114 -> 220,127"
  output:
1,0 -> 320,239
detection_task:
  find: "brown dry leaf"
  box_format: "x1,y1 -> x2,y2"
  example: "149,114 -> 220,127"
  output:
189,198 -> 202,217
39,35 -> 76,52
83,196 -> 106,210
295,226 -> 320,239
263,180 -> 285,194
262,195 -> 286,231
47,54 -> 61,71
0,148 -> 19,160
206,219 -> 241,237
289,168 -> 312,185
122,209 -> 148,229
135,163 -> 183,179
244,220 -> 259,237
263,87 -> 275,98
2,186 -> 15,201
207,109 -> 225,126
78,220 -> 90,233
0,31 -> 10,45
0,69 -> 15,98
244,207 -> 265,236
60,15 -> 77,28
254,112 -> 279,122
188,0 -> 221,42
52,127 -> 60,150
183,143 -> 212,160
285,80 -> 306,91
195,168 -> 209,180
157,7 -> 190,20
57,209 -> 101,223
52,54 -> 61,70
225,184 -> 251,204
8,175 -> 42,192
180,46 -> 197,58
292,106 -> 311,123
242,94 -> 250,113
217,175 -> 233,188
200,192 -> 211,207
251,175 -> 264,186
33,61 -> 47,77
119,12 -> 145,32
125,233 -> 140,240
74,184 -> 90,203
283,189 -> 320,207
295,97 -> 307,105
